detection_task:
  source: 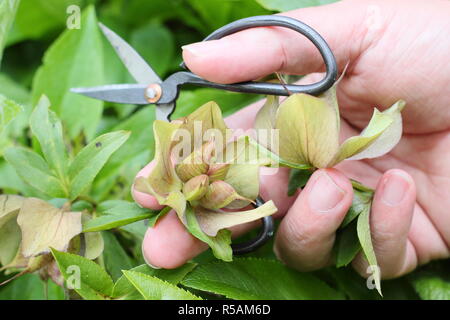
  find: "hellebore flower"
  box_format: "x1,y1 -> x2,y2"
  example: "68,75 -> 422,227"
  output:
255,86 -> 405,169
135,102 -> 278,261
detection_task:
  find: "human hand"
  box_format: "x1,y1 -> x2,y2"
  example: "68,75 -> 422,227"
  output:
133,0 -> 450,278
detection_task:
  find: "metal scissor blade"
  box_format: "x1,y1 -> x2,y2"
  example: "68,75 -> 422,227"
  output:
99,23 -> 162,85
156,103 -> 176,121
71,84 -> 149,105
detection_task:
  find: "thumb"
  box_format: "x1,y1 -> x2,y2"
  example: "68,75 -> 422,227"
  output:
182,0 -> 373,84
274,168 -> 354,271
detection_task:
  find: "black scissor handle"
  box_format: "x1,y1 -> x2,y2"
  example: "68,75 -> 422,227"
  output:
160,15 -> 337,104
175,15 -> 337,96
231,197 -> 274,255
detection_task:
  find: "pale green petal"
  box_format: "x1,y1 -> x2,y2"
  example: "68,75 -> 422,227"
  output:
176,101 -> 229,157
147,120 -> 183,197
224,164 -> 259,209
0,211 -> 21,266
254,96 -> 278,131
194,200 -> 278,237
183,174 -> 209,201
81,213 -> 104,260
175,148 -> 209,182
164,191 -> 187,222
217,135 -> 274,166
0,246 -> 28,272
215,136 -> 272,209
254,96 -> 279,149
199,180 -> 250,210
134,177 -> 186,222
0,195 -> 24,228
275,93 -> 340,168
83,232 -> 104,260
207,163 -> 230,182
319,84 -> 341,133
185,204 -> 232,262
329,100 -> 405,166
348,100 -> 405,161
134,120 -> 186,221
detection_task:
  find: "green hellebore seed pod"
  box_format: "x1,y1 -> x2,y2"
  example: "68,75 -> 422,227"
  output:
176,150 -> 209,182
207,163 -> 230,182
200,180 -> 242,210
183,174 -> 209,201
201,139 -> 217,164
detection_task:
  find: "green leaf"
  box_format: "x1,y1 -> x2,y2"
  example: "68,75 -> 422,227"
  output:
68,130 -> 130,200
119,220 -> 148,240
31,5 -> 104,139
334,220 -> 361,268
0,160 -> 45,197
410,273 -> 450,300
0,94 -> 22,135
0,0 -> 20,65
92,107 -> 155,199
326,267 -> 380,300
341,186 -> 373,229
0,73 -> 30,104
255,0 -> 339,12
172,88 -> 261,119
0,75 -> 30,141
116,0 -> 205,32
187,0 -> 233,32
287,168 -> 314,196
123,270 -> 201,300
101,231 -> 134,282
186,0 -> 270,34
4,147 -> 67,198
0,273 -> 65,300
83,200 -> 156,232
130,23 -> 174,77
357,202 -> 382,296
112,263 -> 196,299
51,248 -> 114,300
29,95 -> 68,182
182,258 -> 344,299
185,204 -> 232,262
7,0 -> 84,45
0,94 -> 20,154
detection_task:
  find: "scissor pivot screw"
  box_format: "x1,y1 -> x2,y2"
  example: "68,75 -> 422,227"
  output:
145,84 -> 162,103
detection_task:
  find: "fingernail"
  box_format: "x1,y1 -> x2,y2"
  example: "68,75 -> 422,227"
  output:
381,172 -> 410,206
308,171 -> 346,212
182,42 -> 207,56
182,40 -> 221,56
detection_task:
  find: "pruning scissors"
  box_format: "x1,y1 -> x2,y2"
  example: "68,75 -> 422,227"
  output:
72,15 -> 338,255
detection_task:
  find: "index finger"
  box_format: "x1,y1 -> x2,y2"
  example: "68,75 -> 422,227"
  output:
181,1 -> 367,84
